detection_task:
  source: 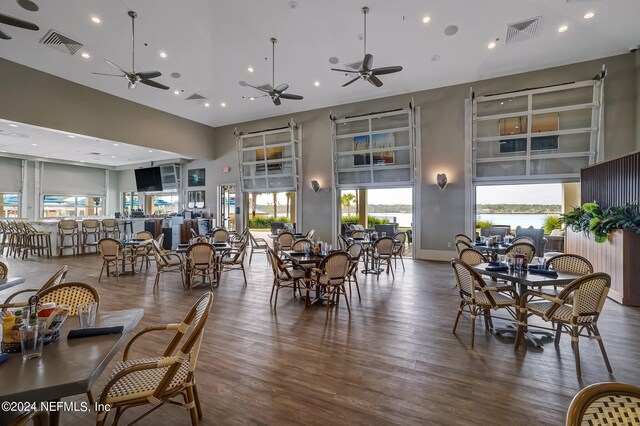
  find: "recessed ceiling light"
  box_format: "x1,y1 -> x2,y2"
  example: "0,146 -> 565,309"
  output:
80,160 -> 85,163
67,135 -> 76,138
91,16 -> 101,24
148,150 -> 153,153
8,124 -> 18,127
44,155 -> 50,158
31,143 -> 37,146
249,97 -> 255,101
173,90 -> 180,95
422,16 -> 431,24
584,12 -> 595,19
81,52 -> 91,59
488,42 -> 496,49
558,25 -> 568,33
431,55 -> 440,62
220,102 -> 226,107
204,102 -> 210,107
113,143 -> 119,147
314,81 -> 320,87
159,51 -> 167,59
247,67 -> 254,73
111,155 -> 116,158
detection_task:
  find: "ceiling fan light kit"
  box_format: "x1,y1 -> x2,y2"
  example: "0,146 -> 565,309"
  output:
241,37 -> 304,106
331,6 -> 403,88
91,11 -> 168,91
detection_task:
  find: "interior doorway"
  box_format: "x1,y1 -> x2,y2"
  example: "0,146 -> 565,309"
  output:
218,184 -> 236,231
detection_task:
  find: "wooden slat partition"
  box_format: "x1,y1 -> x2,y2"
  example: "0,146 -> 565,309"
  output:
581,151 -> 640,209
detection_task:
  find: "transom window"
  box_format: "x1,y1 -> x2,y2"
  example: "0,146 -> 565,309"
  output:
43,195 -> 104,218
0,193 -> 20,218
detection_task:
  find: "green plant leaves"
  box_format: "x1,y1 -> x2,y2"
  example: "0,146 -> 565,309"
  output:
561,202 -> 640,243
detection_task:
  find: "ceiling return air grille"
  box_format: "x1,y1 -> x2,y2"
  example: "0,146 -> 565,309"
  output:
185,93 -> 207,101
39,30 -> 83,55
505,17 -> 541,44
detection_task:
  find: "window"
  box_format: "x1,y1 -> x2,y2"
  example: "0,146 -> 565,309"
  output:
150,194 -> 180,215
0,193 -> 20,218
43,195 -> 104,218
122,192 -> 140,216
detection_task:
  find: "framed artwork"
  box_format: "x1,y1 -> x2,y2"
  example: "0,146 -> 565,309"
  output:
256,146 -> 283,172
353,135 -> 370,166
187,190 -> 205,208
188,168 -> 205,187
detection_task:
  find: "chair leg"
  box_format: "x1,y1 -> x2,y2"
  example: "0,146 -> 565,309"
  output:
193,383 -> 203,420
99,262 -> 105,282
514,309 -> 525,350
452,301 -> 464,334
470,313 -> 477,348
274,285 -> 280,306
241,264 -> 247,285
571,324 -> 581,377
249,248 -> 254,265
342,285 -> 351,314
154,271 -> 161,290
592,324 -> 613,373
399,253 -> 405,271
554,322 -> 563,345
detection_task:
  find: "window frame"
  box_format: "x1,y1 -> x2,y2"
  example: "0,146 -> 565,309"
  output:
42,194 -> 105,218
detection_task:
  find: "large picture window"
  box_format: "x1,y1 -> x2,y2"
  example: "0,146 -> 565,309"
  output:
0,193 -> 20,218
43,195 -> 104,218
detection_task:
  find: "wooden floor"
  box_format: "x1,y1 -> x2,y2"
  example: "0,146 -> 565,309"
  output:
2,250 -> 640,425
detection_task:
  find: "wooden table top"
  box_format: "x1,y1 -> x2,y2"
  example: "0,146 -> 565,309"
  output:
282,250 -> 326,265
0,308 -> 144,403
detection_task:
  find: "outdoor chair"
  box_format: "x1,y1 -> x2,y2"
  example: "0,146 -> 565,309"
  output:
515,272 -> 612,377
277,232 -> 295,253
185,242 -> 217,292
392,232 -> 407,271
267,247 -> 307,308
1,265 -> 68,312
546,253 -> 593,275
38,282 -> 100,315
219,241 -> 248,285
248,231 -> 269,265
455,239 -> 474,257
459,248 -> 487,265
566,382 -> 640,426
81,219 -> 101,254
134,231 -> 154,272
212,228 -> 229,243
98,238 -> 135,282
309,251 -> 352,320
151,239 -> 184,291
505,242 -> 536,263
454,233 -> 473,244
101,219 -> 120,240
480,227 -> 509,239
291,238 -> 312,252
95,292 -> 214,426
373,237 -> 396,281
22,222 -> 52,259
346,243 -> 363,301
515,226 -> 547,257
451,259 -> 519,348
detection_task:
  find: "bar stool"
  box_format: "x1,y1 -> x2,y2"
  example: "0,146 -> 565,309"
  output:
81,219 -> 101,254
101,219 -> 120,239
122,220 -> 134,237
58,219 -> 80,256
22,222 -> 52,259
12,221 -> 29,258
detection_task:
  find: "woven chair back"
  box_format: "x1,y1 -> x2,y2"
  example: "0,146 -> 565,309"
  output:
505,242 -> 536,262
136,231 -> 154,240
0,261 -> 7,279
156,233 -> 164,247
547,254 -> 593,275
566,382 -> 640,426
213,228 -> 229,243
82,219 -> 101,231
459,248 -> 487,265
267,248 -> 281,277
277,232 -> 294,249
347,242 -> 363,260
291,239 -> 312,251
98,238 -> 122,260
455,239 -> 474,256
102,219 -> 118,228
375,237 -> 395,256
394,232 -> 407,245
351,230 -> 365,239
38,282 -> 100,315
454,233 -> 472,244
451,259 -> 497,306
151,240 -> 170,267
58,219 -> 78,233
318,251 -> 351,285
187,242 -> 215,268
306,229 -> 315,240
41,265 -> 68,291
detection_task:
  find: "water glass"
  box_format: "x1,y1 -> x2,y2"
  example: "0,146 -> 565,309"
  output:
498,254 -> 506,264
381,232 -> 386,237
77,302 -> 97,328
20,320 -> 46,362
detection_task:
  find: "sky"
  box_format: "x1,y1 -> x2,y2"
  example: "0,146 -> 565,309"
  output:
476,183 -> 562,204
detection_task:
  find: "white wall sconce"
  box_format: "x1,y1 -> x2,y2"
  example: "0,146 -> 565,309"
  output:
311,179 -> 322,193
436,173 -> 448,190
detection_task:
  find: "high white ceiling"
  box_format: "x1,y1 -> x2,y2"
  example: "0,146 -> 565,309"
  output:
0,119 -> 185,167
1,0 -> 639,128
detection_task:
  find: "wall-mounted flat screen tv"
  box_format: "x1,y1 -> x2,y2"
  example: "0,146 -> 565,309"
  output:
135,167 -> 163,192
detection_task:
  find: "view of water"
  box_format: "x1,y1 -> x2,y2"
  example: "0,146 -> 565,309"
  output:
370,213 -> 413,227
477,213 -> 558,229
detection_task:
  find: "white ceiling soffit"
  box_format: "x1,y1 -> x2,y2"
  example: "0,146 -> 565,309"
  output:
0,119 -> 188,168
0,0 -> 639,128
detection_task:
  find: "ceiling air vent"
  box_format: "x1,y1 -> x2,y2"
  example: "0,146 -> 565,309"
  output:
505,17 -> 541,44
185,93 -> 207,101
39,30 -> 83,55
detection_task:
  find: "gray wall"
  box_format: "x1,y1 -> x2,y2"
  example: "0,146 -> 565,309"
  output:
636,51 -> 640,151
0,58 -> 216,159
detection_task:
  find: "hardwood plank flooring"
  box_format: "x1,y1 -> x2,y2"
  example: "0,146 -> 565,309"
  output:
1,251 -> 639,425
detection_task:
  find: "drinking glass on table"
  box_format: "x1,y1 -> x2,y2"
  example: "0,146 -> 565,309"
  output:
20,320 -> 46,362
78,302 -> 97,328
498,254 -> 506,265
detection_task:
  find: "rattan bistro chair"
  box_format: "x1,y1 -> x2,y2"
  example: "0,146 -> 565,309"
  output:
566,382 -> 640,426
346,243 -> 363,301
505,241 -> 536,263
515,272 -> 612,377
81,219 -> 102,254
95,292 -> 213,426
185,242 -> 217,292
0,260 -> 7,279
151,240 -> 185,291
248,231 -> 269,265
373,236 -> 396,281
1,265 -> 68,312
212,228 -> 229,243
454,233 -> 473,244
455,239 -> 474,257
101,218 -> 120,239
38,282 -> 100,315
98,238 -> 135,282
58,219 -> 80,256
277,231 -> 295,253
219,241 -> 248,285
451,259 -> 519,348
546,254 -> 593,275
309,251 -> 352,320
267,248 -> 307,308
392,232 -> 407,271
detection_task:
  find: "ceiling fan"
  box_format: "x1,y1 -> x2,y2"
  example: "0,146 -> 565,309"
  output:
331,6 -> 403,88
92,11 -> 168,91
0,7 -> 39,40
240,37 -> 303,106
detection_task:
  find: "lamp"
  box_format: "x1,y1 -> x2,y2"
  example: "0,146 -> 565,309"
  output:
436,173 -> 448,190
311,180 -> 321,193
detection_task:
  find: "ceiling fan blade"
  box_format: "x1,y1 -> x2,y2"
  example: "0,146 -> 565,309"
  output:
17,0 -> 39,12
362,53 -> 373,71
136,71 -> 161,80
139,79 -> 169,90
279,93 -> 303,100
367,74 -> 383,87
274,83 -> 289,94
371,66 -> 403,76
0,13 -> 39,31
331,68 -> 359,73
0,28 -> 11,40
272,96 -> 282,106
342,76 -> 360,87
104,60 -> 129,75
92,72 -> 125,77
